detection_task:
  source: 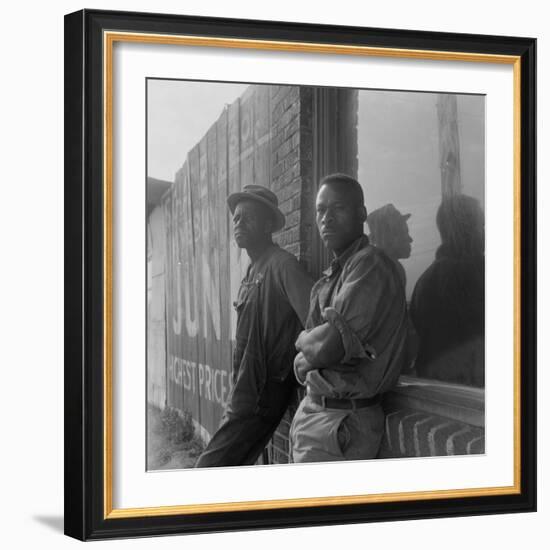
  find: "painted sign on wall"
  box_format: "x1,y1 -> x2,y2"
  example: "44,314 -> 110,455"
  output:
163,86 -> 272,438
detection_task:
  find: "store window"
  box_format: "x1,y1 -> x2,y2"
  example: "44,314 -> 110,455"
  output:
357,90 -> 485,388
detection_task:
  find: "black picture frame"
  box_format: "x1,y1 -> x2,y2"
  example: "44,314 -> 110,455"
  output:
64,8 -> 536,541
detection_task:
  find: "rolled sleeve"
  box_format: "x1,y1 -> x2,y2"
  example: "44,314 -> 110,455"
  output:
327,250 -> 404,362
322,307 -> 376,364
293,356 -> 308,386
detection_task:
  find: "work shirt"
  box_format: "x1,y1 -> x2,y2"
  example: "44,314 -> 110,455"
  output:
299,234 -> 408,399
226,244 -> 313,417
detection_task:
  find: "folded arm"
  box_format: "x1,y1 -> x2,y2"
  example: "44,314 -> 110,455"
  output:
293,322 -> 345,386
295,252 -> 394,381
293,315 -> 369,385
295,322 -> 345,369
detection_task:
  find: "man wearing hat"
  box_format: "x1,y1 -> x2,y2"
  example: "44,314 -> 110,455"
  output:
195,185 -> 313,468
367,203 -> 413,288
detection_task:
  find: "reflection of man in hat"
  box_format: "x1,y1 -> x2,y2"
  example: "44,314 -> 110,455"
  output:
195,185 -> 313,468
367,203 -> 412,288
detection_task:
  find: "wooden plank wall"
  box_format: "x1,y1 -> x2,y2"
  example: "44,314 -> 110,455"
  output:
163,85 -> 273,440
146,206 -> 167,410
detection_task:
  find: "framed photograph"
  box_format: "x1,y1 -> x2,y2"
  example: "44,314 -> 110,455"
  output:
64,9 -> 536,540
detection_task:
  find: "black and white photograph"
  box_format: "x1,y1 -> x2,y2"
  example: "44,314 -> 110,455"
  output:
146,79 -> 486,470
59,5 -> 537,543
1,0 -> 545,545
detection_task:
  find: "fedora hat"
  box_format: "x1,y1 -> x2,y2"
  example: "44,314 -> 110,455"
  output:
227,185 -> 286,233
367,203 -> 411,230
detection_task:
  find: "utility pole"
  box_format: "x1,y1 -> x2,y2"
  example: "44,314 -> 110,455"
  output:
436,94 -> 462,198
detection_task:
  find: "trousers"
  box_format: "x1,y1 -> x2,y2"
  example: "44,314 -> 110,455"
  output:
290,393 -> 384,463
194,378 -> 293,468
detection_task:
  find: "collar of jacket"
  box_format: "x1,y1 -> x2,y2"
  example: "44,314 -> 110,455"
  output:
322,234 -> 370,278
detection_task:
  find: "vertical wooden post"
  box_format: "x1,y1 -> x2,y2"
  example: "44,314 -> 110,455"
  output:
436,94 -> 462,197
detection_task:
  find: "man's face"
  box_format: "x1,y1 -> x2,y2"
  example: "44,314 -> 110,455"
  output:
232,200 -> 270,249
316,184 -> 365,254
391,217 -> 413,259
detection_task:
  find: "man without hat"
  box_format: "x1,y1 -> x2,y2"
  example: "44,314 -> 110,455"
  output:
290,174 -> 408,463
195,185 -> 313,467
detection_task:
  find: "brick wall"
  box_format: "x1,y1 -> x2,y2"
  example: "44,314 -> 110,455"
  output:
380,377 -> 485,458
380,406 -> 485,458
270,86 -> 315,264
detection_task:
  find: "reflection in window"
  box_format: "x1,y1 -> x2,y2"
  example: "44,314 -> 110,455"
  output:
357,90 -> 485,387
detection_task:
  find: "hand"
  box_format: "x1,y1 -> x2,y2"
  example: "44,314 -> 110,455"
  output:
294,351 -> 314,385
295,322 -> 344,368
295,329 -> 310,352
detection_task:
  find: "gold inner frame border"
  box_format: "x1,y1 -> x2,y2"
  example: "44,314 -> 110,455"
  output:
102,30 -> 522,519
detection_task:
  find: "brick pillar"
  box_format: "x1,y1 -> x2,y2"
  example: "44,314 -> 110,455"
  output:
266,85 -> 360,464
270,86 -> 312,263
268,85 -> 358,273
